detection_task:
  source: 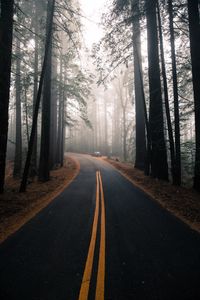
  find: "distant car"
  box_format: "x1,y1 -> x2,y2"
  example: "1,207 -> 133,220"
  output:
93,151 -> 101,157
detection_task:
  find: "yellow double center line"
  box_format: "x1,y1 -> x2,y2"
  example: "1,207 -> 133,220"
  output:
78,171 -> 106,300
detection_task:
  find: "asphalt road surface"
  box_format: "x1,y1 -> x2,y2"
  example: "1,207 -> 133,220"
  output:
0,153 -> 200,300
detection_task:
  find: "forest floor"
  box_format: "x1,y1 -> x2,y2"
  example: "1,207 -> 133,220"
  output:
0,156 -> 80,243
1,155 -> 199,244
105,157 -> 200,234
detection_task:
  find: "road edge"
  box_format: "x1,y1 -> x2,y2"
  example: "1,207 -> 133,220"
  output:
0,155 -> 80,244
103,158 -> 200,235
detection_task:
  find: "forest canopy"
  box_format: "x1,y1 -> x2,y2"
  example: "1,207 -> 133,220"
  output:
0,0 -> 199,193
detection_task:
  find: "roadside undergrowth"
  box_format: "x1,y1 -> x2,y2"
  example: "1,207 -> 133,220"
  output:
105,158 -> 200,234
0,156 -> 80,243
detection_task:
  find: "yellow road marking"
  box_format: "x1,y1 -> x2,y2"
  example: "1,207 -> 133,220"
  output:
78,172 -> 100,300
78,171 -> 106,300
95,172 -> 106,300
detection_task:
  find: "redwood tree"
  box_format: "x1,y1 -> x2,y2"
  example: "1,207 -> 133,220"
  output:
132,0 -> 146,171
38,0 -> 53,181
30,0 -> 40,177
168,0 -> 181,185
146,0 -> 168,180
157,2 -> 176,184
20,0 -> 56,192
187,0 -> 200,191
0,0 -> 14,193
13,37 -> 22,178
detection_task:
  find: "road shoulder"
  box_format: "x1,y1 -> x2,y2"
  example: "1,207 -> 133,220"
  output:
0,155 -> 80,243
104,158 -> 200,234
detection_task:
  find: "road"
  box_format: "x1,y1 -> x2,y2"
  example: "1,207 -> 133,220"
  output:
0,153 -> 200,300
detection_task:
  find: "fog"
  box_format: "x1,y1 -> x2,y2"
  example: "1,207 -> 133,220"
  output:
1,0 -> 198,190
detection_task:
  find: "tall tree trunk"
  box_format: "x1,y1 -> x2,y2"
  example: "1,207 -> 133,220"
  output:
0,0 -> 14,193
13,37 -> 22,178
93,98 -> 98,152
146,0 -> 168,180
50,52 -> 58,169
157,2 -> 176,184
104,96 -> 108,156
187,0 -> 200,191
122,106 -> 127,161
38,21 -> 53,181
168,0 -> 181,185
56,54 -> 63,166
132,0 -> 146,170
24,83 -> 30,145
60,91 -> 65,167
30,1 -> 39,177
111,99 -> 115,156
60,60 -> 66,167
20,0 -> 55,192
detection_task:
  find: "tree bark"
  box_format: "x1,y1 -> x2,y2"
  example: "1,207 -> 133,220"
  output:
59,59 -> 66,167
132,0 -> 146,170
187,0 -> 200,191
20,0 -> 55,192
0,0 -> 14,193
13,37 -> 22,178
24,82 -> 30,145
146,0 -> 168,180
168,0 -> 181,185
122,106 -> 127,161
49,51 -> 58,169
104,96 -> 108,156
157,2 -> 176,184
56,54 -> 64,166
30,0 -> 39,177
38,6 -> 53,181
60,90 -> 65,167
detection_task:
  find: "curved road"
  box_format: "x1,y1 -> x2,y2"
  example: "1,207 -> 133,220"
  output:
0,153 -> 200,300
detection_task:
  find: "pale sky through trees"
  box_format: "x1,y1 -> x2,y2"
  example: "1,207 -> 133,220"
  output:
80,0 -> 107,47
